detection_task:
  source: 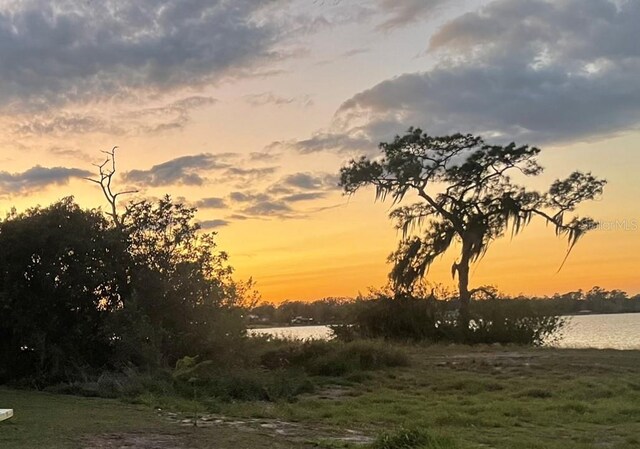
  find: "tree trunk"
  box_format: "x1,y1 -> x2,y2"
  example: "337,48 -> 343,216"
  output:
457,258 -> 471,328
457,239 -> 473,330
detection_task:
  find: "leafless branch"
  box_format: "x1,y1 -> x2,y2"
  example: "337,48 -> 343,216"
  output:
85,146 -> 139,228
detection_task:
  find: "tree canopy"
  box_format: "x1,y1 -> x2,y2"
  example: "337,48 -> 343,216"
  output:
0,199 -> 121,382
0,192 -> 249,383
340,128 -> 606,320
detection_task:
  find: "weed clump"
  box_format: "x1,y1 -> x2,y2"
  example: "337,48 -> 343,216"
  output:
260,339 -> 410,376
372,427 -> 457,449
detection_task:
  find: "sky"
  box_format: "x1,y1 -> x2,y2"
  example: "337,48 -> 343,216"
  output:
0,0 -> 639,302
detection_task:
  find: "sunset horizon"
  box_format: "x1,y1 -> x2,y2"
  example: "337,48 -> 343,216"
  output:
2,2 -> 640,447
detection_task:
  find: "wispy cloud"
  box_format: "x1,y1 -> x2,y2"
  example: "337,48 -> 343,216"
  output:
244,92 -> 313,108
12,95 -> 219,139
281,192 -> 327,202
13,114 -> 121,136
376,0 -> 453,31
223,171 -> 339,220
280,172 -> 338,191
195,197 -> 228,209
199,219 -> 230,229
123,154 -> 232,187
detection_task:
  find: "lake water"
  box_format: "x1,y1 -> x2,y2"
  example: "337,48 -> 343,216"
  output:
250,313 -> 640,350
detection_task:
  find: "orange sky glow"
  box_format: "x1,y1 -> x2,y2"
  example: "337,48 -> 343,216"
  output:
1,0 -> 638,302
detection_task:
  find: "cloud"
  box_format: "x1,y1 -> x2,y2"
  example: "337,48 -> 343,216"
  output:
297,0 -> 640,151
0,165 -> 92,194
244,92 -> 313,107
285,132 -> 373,154
224,171 -> 338,219
48,147 -> 93,162
127,97 -> 218,119
376,0 -> 453,31
224,166 -> 279,185
0,0 -> 291,112
241,200 -> 295,218
199,219 -> 230,229
281,192 -> 327,202
13,114 -> 121,136
280,172 -> 338,190
124,96 -> 218,134
229,192 -> 271,203
10,95 -> 218,138
341,48 -> 370,58
195,197 -> 228,209
228,190 -> 296,219
249,151 -> 281,162
123,153 -> 231,187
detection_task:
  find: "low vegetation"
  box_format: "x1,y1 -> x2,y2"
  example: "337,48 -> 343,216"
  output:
29,339 -> 409,407
3,345 -> 639,449
329,293 -> 565,346
371,427 -> 457,449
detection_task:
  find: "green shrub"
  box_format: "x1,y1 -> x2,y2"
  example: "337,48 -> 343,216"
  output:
45,368 -> 173,399
344,296 -> 453,342
260,340 -> 410,376
372,427 -> 457,449
308,341 -> 410,376
337,295 -> 564,346
466,299 -> 565,346
171,355 -> 315,402
260,340 -> 334,370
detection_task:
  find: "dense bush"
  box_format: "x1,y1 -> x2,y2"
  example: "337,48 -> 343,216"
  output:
0,199 -> 122,384
467,299 -> 565,345
0,196 -> 249,386
337,295 -> 454,342
163,339 -> 409,402
334,294 -> 564,346
260,339 -> 410,376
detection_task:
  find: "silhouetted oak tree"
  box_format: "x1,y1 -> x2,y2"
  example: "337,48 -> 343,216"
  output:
85,148 -> 249,366
340,128 -> 606,323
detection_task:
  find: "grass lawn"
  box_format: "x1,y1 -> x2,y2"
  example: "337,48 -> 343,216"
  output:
0,387 -> 311,449
2,345 -> 640,448
219,346 -> 640,449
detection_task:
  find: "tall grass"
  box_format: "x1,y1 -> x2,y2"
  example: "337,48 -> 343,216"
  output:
44,338 -> 410,404
372,428 -> 457,449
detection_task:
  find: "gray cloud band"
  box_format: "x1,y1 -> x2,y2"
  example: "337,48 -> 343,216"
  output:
0,0 -> 285,111
294,0 -> 640,152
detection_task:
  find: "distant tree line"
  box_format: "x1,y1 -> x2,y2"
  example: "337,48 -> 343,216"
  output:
252,286 -> 640,327
522,287 -> 640,315
250,298 -> 356,325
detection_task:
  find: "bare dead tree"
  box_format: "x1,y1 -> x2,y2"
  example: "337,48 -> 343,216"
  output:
84,146 -> 139,228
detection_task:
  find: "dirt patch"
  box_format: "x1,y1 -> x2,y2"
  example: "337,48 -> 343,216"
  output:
162,413 -> 374,446
83,426 -> 318,449
83,432 -> 188,449
425,350 -> 544,370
